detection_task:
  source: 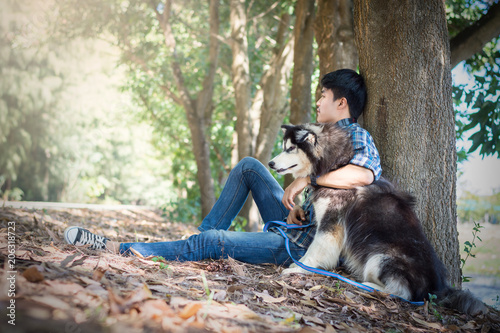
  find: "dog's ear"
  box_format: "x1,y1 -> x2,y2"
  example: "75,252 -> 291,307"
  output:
296,129 -> 317,145
281,124 -> 294,134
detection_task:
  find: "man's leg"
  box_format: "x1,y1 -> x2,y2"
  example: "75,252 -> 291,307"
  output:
199,157 -> 289,232
119,229 -> 306,265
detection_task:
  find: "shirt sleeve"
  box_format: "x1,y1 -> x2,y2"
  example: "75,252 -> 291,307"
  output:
349,127 -> 382,181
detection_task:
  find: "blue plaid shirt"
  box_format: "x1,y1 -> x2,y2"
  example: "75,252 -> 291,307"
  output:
271,118 -> 382,249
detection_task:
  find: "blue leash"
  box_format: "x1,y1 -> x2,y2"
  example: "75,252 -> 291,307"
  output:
264,219 -> 425,306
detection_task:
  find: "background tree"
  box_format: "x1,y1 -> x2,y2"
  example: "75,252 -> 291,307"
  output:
290,0 -> 316,126
449,1 -> 500,68
228,1 -> 296,230
0,1 -> 173,207
314,0 -> 357,99
56,0 -> 224,217
447,0 -> 500,160
0,1 -> 81,202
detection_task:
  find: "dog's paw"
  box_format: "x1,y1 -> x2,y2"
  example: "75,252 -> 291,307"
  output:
282,266 -> 311,275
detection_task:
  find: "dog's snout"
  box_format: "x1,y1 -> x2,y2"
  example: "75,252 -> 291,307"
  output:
268,161 -> 275,169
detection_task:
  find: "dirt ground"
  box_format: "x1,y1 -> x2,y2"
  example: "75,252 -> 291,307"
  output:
1,206 -> 499,332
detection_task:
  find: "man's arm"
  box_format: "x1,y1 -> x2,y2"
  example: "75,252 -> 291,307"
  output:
317,164 -> 374,188
282,164 -> 374,210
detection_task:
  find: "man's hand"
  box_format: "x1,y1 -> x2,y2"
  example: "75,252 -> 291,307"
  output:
287,205 -> 306,225
282,177 -> 309,210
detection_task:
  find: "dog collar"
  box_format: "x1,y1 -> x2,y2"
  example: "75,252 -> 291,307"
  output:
310,175 -> 319,187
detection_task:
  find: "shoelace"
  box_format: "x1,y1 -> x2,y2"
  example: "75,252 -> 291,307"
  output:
77,229 -> 107,249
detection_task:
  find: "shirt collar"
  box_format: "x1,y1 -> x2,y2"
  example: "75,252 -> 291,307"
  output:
335,118 -> 356,127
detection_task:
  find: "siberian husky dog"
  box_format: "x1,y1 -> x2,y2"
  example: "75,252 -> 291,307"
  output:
268,123 -> 486,316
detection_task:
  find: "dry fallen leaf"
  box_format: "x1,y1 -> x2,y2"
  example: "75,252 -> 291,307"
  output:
60,253 -> 80,268
213,290 -> 227,302
302,314 -> 324,325
30,295 -> 70,310
411,313 -> 443,330
69,255 -> 88,267
92,266 -> 107,281
227,285 -> 246,293
178,302 -> 203,319
140,299 -> 174,321
128,247 -> 145,258
22,266 -> 44,283
254,290 -> 287,304
108,284 -> 152,315
44,225 -> 62,243
227,256 -> 247,277
126,284 -> 153,304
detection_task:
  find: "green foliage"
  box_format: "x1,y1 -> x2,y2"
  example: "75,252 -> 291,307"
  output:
427,293 -> 443,320
454,45 -> 500,158
0,1 -> 173,206
460,221 -> 484,282
446,0 -> 492,38
0,1 -> 75,201
448,0 -> 500,159
151,256 -> 169,270
230,216 -> 248,232
52,0 -> 295,221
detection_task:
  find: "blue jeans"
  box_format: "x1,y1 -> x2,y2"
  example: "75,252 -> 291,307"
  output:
119,157 -> 307,265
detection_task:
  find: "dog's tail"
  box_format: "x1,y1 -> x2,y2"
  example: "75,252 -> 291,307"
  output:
437,287 -> 487,316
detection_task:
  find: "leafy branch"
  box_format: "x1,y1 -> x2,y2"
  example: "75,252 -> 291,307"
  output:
460,221 -> 484,283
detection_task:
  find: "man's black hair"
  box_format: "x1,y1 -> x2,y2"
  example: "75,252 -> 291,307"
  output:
320,69 -> 367,120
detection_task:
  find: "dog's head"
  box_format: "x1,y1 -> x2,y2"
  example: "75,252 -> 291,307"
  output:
268,123 -> 354,179
268,124 -> 323,178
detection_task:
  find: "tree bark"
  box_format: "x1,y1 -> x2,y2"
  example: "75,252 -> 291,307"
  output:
240,13 -> 294,231
230,0 -> 252,161
354,0 -> 461,287
254,13 -> 294,164
285,0 -> 316,193
450,2 -> 500,68
227,4 -> 294,230
290,0 -> 316,126
314,0 -> 358,100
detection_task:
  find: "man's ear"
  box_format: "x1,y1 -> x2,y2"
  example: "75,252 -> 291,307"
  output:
338,97 -> 348,109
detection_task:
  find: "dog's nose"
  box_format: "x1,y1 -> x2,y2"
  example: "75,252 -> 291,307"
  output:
268,161 -> 275,169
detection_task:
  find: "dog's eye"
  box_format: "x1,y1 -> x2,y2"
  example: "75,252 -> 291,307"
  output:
286,146 -> 296,153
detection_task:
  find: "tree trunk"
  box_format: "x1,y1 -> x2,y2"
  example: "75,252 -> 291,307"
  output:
154,0 -> 219,217
230,0 -> 252,161
285,0 -> 316,193
353,0 -> 461,287
290,0 -> 316,126
241,13 -> 294,231
314,0 -> 358,100
254,13 -> 294,164
186,109 -> 216,217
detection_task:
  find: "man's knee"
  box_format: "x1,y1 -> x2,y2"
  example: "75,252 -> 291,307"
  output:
237,156 -> 265,173
198,229 -> 224,243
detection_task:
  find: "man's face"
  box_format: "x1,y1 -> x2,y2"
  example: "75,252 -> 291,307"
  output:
316,88 -> 341,123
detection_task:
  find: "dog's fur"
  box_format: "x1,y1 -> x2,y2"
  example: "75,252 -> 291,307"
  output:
268,123 -> 486,316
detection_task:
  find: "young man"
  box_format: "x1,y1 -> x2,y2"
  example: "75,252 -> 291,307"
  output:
64,69 -> 381,267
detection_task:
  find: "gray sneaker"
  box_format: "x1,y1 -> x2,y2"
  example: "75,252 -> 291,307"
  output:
64,226 -> 109,250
